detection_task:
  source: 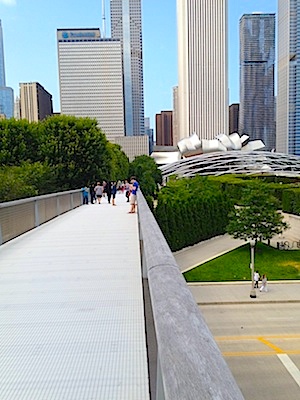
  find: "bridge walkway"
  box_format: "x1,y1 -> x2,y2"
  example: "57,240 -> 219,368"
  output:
0,193 -> 149,400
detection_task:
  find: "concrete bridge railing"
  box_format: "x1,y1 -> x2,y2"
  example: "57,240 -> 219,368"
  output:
137,192 -> 245,400
0,190 -> 82,245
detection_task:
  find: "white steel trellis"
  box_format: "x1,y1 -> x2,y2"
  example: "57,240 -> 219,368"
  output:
160,151 -> 300,182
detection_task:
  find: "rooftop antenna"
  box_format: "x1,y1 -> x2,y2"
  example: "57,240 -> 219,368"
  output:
102,0 -> 106,38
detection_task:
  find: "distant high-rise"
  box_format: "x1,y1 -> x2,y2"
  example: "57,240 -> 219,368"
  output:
0,20 -> 13,119
57,28 -> 125,138
144,117 -> 154,153
172,86 -> 179,146
177,0 -> 228,141
229,103 -> 239,134
110,0 -> 145,136
277,1 -> 300,155
156,111 -> 173,146
0,20 -> 5,87
19,82 -> 53,122
239,13 -> 276,151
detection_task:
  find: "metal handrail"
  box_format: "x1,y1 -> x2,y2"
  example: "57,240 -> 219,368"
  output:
137,192 -> 244,400
0,189 -> 82,245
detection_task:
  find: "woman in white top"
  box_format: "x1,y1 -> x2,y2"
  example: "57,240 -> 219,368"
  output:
260,274 -> 268,292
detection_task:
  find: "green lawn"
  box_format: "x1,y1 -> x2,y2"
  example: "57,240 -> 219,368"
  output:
183,242 -> 300,282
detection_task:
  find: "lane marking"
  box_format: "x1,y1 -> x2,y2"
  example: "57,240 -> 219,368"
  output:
223,351 -> 276,357
277,354 -> 300,388
223,350 -> 300,357
258,337 -> 285,354
216,334 -> 300,341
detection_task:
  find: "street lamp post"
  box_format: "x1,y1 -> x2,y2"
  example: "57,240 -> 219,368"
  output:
249,239 -> 256,298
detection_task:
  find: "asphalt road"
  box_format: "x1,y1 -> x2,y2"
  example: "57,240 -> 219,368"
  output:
200,303 -> 300,400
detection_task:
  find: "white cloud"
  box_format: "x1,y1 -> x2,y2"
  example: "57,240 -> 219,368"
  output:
0,0 -> 16,6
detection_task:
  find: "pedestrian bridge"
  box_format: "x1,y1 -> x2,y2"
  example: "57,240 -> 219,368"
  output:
0,190 -> 244,400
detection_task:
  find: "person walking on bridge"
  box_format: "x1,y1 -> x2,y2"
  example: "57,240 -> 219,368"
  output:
94,182 -> 103,204
128,176 -> 139,213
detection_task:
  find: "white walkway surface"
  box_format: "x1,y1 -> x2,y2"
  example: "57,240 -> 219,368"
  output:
0,193 -> 149,400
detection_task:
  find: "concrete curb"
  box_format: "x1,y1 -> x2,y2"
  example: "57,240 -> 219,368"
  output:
198,300 -> 300,306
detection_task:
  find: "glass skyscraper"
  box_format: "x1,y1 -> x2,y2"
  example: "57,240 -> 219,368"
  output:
239,13 -> 276,151
110,0 -> 145,136
277,1 -> 300,155
0,20 -> 13,119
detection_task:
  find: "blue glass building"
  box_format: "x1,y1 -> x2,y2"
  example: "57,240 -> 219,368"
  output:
110,0 -> 145,136
0,20 -> 14,119
239,13 -> 276,151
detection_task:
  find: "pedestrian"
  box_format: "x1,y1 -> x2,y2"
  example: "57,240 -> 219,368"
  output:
254,271 -> 260,288
124,179 -> 130,202
106,181 -> 112,204
260,274 -> 268,292
94,181 -> 103,204
89,183 -> 96,204
102,180 -> 107,198
128,176 -> 139,214
111,181 -> 117,206
81,185 -> 89,205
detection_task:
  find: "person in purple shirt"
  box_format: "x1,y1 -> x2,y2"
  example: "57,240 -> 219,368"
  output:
128,176 -> 139,213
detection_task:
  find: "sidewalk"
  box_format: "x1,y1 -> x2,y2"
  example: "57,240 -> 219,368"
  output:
188,281 -> 300,305
174,234 -> 245,272
173,235 -> 300,305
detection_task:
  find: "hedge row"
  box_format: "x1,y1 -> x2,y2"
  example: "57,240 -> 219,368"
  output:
154,176 -> 233,251
206,174 -> 300,208
154,174 -> 300,252
282,189 -> 300,215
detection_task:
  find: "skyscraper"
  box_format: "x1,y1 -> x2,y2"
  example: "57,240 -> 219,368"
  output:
239,13 -> 276,151
19,82 -> 53,122
57,28 -> 125,138
0,20 -> 13,119
229,103 -> 239,134
110,0 -> 145,136
277,1 -> 300,155
156,111 -> 173,146
177,0 -> 228,141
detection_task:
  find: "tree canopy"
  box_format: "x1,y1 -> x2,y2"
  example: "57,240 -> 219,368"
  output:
0,118 -> 42,165
227,183 -> 288,242
0,115 -> 131,201
41,115 -> 113,188
129,155 -> 162,197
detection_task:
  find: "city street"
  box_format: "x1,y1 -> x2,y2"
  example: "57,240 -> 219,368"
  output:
200,303 -> 300,400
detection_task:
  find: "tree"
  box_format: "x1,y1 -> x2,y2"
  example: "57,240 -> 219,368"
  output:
129,155 -> 162,197
0,118 -> 42,166
227,183 -> 288,242
41,115 -> 112,189
0,162 -> 55,202
107,142 -> 129,181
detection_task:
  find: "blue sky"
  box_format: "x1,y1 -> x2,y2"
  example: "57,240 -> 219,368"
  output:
0,0 -> 277,129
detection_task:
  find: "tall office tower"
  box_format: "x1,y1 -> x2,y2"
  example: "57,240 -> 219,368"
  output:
57,28 -> 125,138
229,103 -> 239,134
277,1 -> 300,155
14,96 -> 20,120
177,0 -> 228,141
19,82 -> 53,122
0,20 -> 13,119
144,117 -> 154,153
239,13 -> 276,151
110,0 -> 145,136
172,86 -> 179,146
156,111 -> 173,146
